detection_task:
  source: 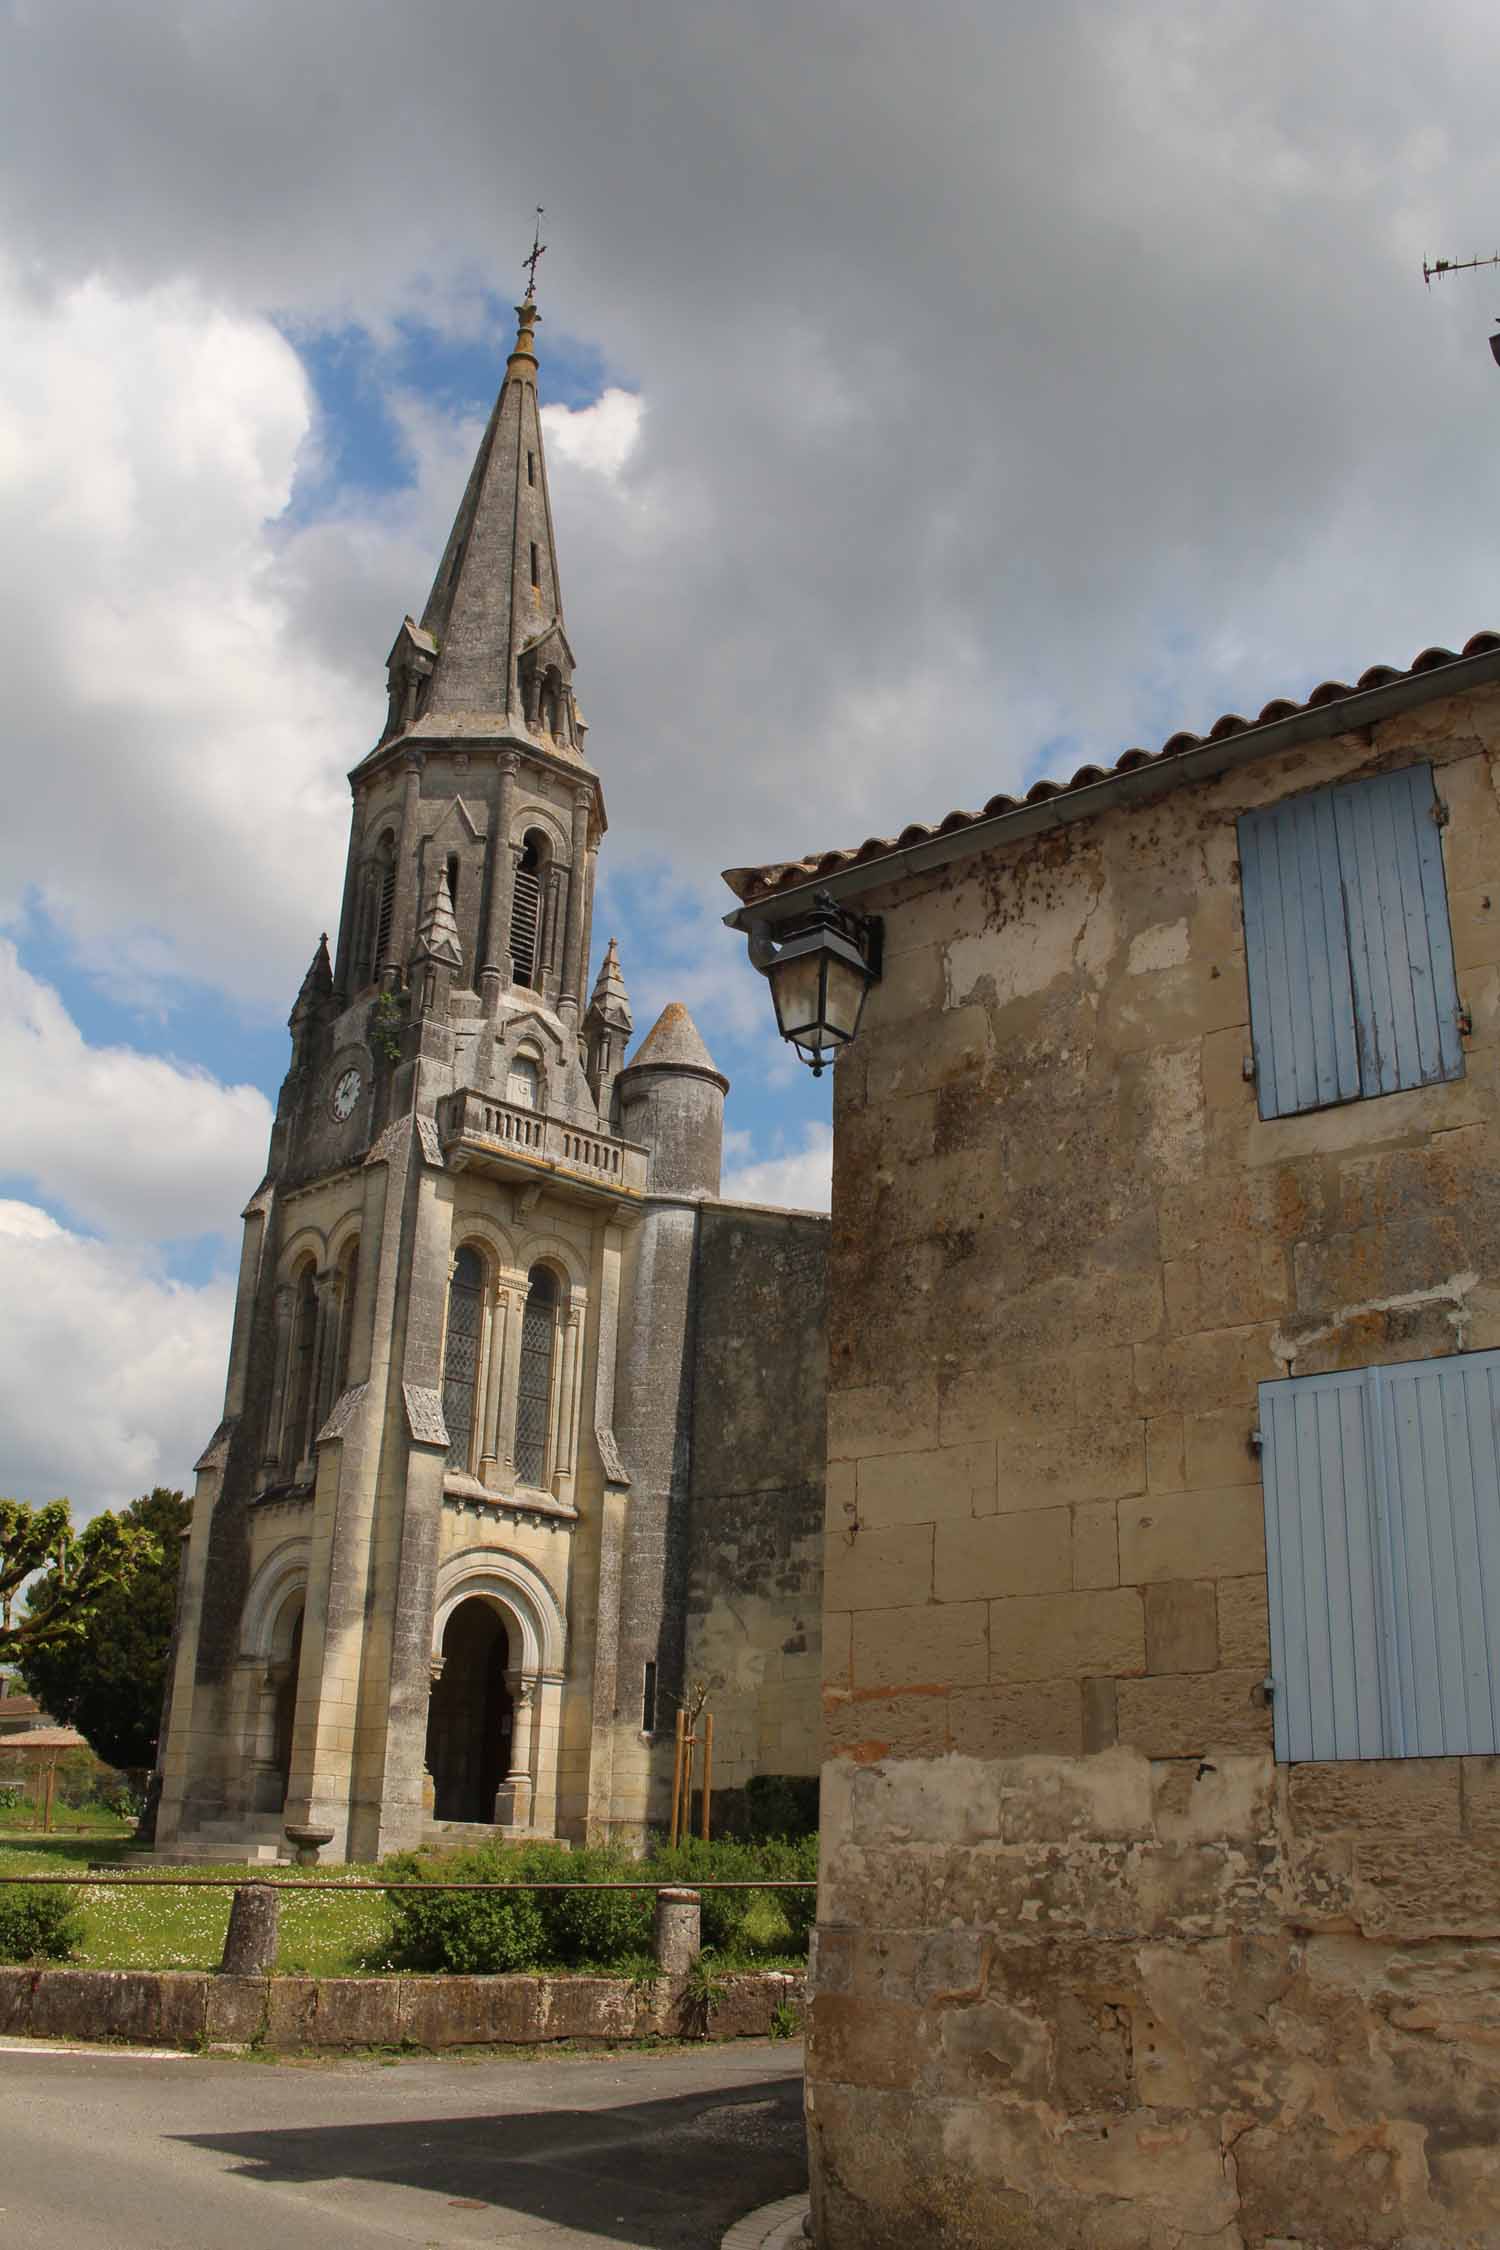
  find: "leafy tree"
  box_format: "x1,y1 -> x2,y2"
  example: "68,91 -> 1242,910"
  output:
12,1489 -> 185,1773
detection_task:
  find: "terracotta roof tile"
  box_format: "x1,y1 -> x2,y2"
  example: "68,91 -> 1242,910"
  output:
723,631 -> 1500,906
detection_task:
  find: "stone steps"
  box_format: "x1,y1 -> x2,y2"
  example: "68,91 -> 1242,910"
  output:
420,1821 -> 564,1850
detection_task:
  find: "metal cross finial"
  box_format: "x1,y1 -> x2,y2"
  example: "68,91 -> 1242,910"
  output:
523,207 -> 547,299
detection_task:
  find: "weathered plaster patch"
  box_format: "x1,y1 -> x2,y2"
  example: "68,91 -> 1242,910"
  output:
1272,1272 -> 1480,1368
1127,919 -> 1190,975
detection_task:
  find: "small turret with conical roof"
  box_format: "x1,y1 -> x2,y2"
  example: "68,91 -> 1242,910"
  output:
617,1001 -> 728,1196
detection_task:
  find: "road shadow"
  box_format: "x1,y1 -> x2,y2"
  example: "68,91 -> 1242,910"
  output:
175,2069 -> 807,2248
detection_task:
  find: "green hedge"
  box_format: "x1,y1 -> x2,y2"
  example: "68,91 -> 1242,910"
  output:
0,1887 -> 81,1963
379,1833 -> 818,1977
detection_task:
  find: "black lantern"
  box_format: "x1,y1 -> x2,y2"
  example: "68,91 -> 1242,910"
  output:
749,891 -> 883,1076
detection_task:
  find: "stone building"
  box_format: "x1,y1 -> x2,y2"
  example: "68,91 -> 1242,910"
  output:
726,633 -> 1500,2245
155,295 -> 827,1865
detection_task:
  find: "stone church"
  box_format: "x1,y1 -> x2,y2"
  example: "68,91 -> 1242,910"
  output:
155,294 -> 827,1864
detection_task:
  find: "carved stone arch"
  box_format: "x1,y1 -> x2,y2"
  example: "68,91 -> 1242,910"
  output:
449,1211 -> 518,1276
242,1539 -> 312,1661
510,801 -> 570,863
277,1225 -> 329,1285
499,1008 -> 566,1061
433,1546 -> 566,1677
326,1210 -> 363,1267
516,1230 -> 589,1296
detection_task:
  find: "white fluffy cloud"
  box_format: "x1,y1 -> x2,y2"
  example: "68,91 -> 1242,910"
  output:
0,261 -> 367,1009
0,1201 -> 233,1514
542,389 -> 644,481
0,943 -> 271,1242
722,1123 -> 832,1213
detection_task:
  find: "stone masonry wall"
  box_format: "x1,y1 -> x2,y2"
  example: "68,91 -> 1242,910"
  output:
684,1203 -> 829,1795
810,682 -> 1500,2246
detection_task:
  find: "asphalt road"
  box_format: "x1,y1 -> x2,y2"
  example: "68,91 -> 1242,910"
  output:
0,2037 -> 807,2249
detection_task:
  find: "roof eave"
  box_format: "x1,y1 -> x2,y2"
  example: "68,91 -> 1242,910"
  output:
723,644 -> 1500,932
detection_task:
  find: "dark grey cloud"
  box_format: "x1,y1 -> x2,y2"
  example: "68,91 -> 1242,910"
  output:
5,0 -> 1500,945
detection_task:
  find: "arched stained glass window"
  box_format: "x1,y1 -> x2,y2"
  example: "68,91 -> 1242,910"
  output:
333,1240 -> 359,1396
285,1263 -> 319,1475
442,1245 -> 485,1473
515,1263 -> 561,1488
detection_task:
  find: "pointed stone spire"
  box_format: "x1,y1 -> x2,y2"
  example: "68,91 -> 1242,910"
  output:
416,296 -> 577,737
289,932 -> 333,1027
586,937 -> 633,1033
415,864 -> 463,970
583,938 -> 632,1118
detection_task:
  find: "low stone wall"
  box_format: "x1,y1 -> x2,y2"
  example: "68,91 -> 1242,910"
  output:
0,1966 -> 804,2052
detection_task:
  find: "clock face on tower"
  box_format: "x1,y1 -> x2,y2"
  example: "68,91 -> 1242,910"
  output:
331,1067 -> 362,1122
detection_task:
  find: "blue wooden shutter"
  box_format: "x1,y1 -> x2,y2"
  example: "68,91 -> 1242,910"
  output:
1260,1369 -> 1389,1761
1240,764 -> 1462,1120
1332,765 -> 1465,1099
1260,1349 -> 1500,1760
1239,787 -> 1361,1119
1375,1355 -> 1500,1757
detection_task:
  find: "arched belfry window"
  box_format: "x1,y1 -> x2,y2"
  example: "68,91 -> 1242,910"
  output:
374,833 -> 397,966
357,829 -> 397,986
442,1245 -> 485,1473
515,1263 -> 562,1488
510,832 -> 547,988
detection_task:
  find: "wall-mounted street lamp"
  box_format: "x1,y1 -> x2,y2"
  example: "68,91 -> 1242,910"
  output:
747,890 -> 883,1077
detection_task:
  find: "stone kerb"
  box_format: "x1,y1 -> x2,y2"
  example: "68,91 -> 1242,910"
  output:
0,1965 -> 805,2052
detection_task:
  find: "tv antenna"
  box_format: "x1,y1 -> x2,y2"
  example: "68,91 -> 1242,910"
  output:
1423,250 -> 1500,367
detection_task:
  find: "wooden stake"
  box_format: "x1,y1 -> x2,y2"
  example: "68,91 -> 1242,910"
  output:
670,1709 -> 686,1847
700,1713 -> 714,1841
43,1752 -> 57,1834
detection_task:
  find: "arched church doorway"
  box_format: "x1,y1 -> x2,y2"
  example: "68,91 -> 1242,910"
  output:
425,1600 -> 513,1824
270,1607 -> 303,1809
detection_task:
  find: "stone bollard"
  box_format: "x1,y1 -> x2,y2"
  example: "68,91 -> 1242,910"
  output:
654,1886 -> 701,1976
220,1882 -> 280,1975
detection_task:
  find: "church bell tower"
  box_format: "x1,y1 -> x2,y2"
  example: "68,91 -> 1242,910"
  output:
152,287 -> 727,1864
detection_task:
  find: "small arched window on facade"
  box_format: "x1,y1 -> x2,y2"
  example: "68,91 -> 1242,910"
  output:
506,1051 -> 541,1110
509,833 -> 546,988
441,1245 -> 485,1474
514,1263 -> 562,1488
284,1263 -> 320,1476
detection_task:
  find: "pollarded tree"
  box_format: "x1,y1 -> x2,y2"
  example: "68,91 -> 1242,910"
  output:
11,1489 -> 184,1773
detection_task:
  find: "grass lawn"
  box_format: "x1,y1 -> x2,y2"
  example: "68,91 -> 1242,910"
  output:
0,1838 -> 390,1973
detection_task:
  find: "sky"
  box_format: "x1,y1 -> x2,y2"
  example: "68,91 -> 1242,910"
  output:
3,0 -> 1500,1514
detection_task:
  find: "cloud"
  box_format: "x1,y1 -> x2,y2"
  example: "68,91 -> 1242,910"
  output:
6,3 -> 1500,969
721,1122 -> 832,1213
542,389 -> 644,480
0,259 -> 371,1010
0,943 -> 272,1243
0,1201 -> 233,1516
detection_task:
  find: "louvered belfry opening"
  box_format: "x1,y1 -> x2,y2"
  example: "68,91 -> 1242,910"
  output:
510,833 -> 545,988
442,1244 -> 485,1472
374,840 -> 397,968
515,1262 -> 561,1488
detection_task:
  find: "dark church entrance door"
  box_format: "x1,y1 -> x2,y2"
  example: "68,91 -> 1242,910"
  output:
426,1600 -> 514,1823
